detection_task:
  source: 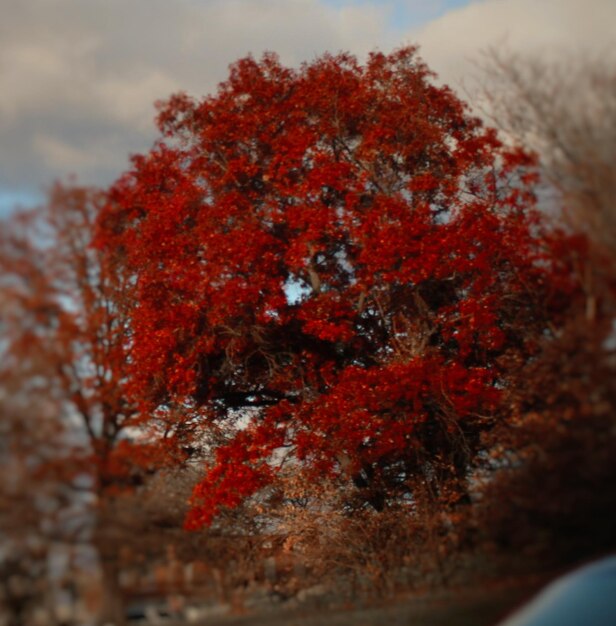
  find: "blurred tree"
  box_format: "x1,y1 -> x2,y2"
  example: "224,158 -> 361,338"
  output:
0,185 -> 199,625
480,50 -> 616,266
0,349 -> 64,625
473,50 -> 616,566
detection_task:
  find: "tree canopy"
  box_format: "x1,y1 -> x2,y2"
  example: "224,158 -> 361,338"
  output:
94,47 -> 584,530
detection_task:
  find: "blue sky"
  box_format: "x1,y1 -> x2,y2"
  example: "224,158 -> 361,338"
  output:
1,0 -> 613,218
0,190 -> 44,215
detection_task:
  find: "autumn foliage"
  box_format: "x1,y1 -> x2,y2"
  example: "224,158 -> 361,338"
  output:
0,185 -> 200,625
94,47 -> 585,531
2,45 -> 616,624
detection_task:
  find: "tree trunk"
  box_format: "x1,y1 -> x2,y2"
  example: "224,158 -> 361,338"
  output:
93,502 -> 126,626
97,549 -> 126,626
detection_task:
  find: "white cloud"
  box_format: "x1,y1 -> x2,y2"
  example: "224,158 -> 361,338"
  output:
97,71 -> 181,131
0,0 -> 395,191
411,0 -> 616,90
32,133 -> 112,173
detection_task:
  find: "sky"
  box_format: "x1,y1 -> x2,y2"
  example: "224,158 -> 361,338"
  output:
1,0 -> 614,216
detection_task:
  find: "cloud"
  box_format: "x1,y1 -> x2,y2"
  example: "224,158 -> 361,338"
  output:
410,0 -> 616,90
0,0 -> 394,193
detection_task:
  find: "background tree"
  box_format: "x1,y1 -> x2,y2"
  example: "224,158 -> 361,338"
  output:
471,51 -> 616,566
479,50 -> 616,264
97,47 -> 579,532
0,185 -> 199,625
0,342 -> 66,626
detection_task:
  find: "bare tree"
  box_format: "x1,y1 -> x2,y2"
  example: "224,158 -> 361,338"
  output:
479,49 -> 616,263
473,49 -> 616,569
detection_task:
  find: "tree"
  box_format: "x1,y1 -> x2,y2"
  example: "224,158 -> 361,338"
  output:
0,185 -> 198,625
479,50 -> 616,265
96,47 -> 580,531
0,346 -> 65,626
469,51 -> 616,566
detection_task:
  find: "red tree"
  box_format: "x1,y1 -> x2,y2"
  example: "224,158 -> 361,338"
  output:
0,185 -> 197,625
97,48 -> 580,529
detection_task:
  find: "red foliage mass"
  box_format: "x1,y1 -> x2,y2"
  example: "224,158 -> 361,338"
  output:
96,47 -> 582,529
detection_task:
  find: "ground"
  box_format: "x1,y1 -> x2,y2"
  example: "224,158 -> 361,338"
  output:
162,576 -> 547,626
